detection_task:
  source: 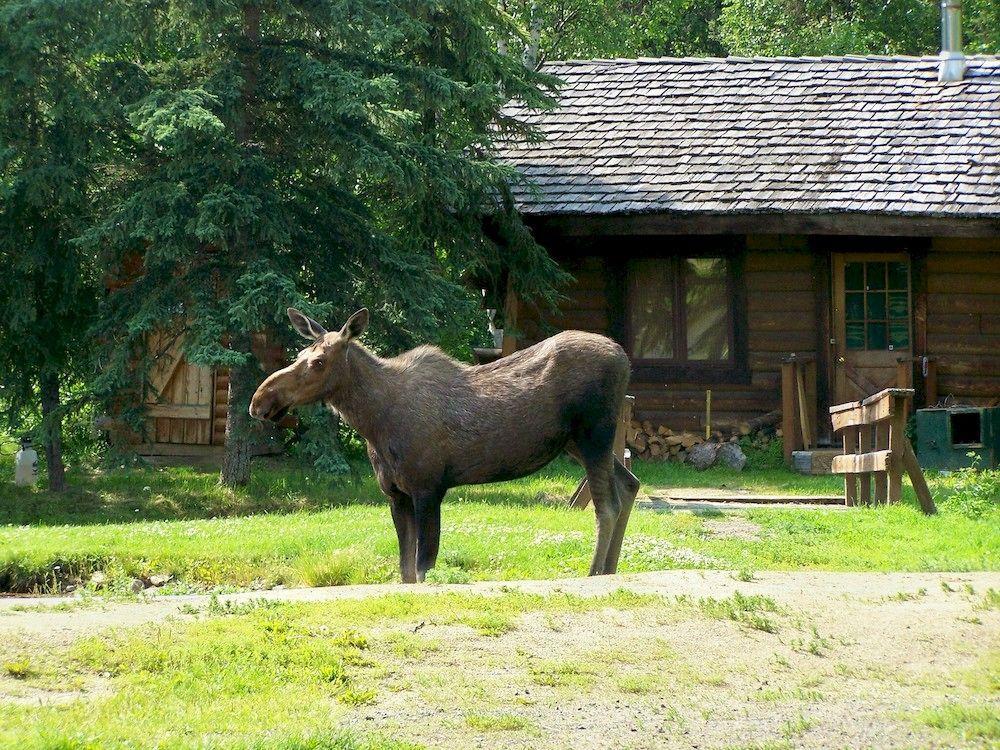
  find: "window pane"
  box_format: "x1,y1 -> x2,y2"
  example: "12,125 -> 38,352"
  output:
866,262 -> 886,290
890,322 -> 909,349
845,292 -> 864,321
888,262 -> 908,290
628,259 -> 674,359
888,292 -> 908,319
845,263 -> 864,290
867,292 -> 887,320
867,322 -> 887,350
685,258 -> 729,361
846,322 -> 865,350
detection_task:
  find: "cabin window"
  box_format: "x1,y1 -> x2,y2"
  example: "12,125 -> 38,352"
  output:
628,257 -> 732,363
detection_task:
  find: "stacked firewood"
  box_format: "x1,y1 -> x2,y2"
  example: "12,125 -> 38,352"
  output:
626,409 -> 781,463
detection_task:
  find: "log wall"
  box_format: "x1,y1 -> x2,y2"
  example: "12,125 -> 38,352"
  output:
521,235 -> 821,433
926,237 -> 1000,406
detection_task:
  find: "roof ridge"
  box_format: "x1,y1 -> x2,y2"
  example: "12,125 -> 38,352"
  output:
543,54 -> 1000,66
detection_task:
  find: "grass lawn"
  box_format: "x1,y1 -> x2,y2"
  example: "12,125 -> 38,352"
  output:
0,457 -> 996,594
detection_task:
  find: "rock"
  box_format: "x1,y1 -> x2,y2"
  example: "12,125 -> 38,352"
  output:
90,571 -> 107,588
148,573 -> 172,587
687,441 -> 720,470
718,442 -> 748,471
130,578 -> 146,594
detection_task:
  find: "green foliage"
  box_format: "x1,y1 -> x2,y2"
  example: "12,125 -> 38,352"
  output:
292,406 -> 351,477
506,0 -> 998,65
937,454 -> 1000,519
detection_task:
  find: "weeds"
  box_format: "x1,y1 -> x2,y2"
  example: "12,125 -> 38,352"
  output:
697,591 -> 780,633
464,712 -> 533,731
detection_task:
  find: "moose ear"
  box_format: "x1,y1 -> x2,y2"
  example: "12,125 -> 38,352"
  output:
287,308 -> 328,341
340,308 -> 369,340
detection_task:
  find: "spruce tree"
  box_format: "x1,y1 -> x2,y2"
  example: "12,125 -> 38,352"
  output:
0,0 -> 119,490
84,0 -> 561,487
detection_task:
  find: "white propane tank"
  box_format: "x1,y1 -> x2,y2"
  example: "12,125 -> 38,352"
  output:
14,437 -> 38,487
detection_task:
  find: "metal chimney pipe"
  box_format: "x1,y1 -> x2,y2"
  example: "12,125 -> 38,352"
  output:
938,0 -> 966,83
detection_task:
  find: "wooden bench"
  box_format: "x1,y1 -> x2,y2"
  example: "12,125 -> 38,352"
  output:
829,388 -> 936,514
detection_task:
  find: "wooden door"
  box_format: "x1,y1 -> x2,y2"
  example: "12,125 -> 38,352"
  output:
145,334 -> 215,445
832,253 -> 912,402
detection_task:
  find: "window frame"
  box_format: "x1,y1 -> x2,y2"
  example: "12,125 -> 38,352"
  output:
617,242 -> 749,385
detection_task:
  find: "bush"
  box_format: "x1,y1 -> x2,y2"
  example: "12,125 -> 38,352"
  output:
938,454 -> 1000,519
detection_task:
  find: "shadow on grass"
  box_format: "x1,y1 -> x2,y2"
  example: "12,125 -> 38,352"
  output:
0,457 -> 587,527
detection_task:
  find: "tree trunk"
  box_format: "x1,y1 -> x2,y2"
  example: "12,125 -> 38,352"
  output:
39,371 -> 66,492
220,353 -> 257,488
219,3 -> 262,489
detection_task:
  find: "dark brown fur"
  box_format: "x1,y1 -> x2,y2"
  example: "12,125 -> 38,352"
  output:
250,308 -> 640,582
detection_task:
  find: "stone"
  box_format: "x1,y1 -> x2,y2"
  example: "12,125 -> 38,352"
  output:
89,571 -> 107,588
687,442 -> 720,470
718,442 -> 748,471
130,578 -> 146,594
149,573 -> 172,587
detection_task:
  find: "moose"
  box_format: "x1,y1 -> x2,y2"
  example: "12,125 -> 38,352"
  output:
250,307 -> 640,583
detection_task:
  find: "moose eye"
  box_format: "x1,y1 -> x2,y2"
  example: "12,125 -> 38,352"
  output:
309,359 -> 325,369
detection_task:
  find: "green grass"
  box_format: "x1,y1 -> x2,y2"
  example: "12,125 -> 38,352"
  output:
916,702 -> 1000,741
0,590 -> 657,750
0,458 -> 997,593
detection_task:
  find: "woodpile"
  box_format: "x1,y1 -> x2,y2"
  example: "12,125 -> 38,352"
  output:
626,409 -> 782,463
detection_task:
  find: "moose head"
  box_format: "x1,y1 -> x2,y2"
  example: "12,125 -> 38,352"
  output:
249,307 -> 369,423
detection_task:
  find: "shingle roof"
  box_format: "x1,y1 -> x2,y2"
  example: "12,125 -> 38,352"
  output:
499,56 -> 1000,217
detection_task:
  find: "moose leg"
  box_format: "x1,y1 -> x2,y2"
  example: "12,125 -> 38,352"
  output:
584,454 -> 620,576
413,490 -> 444,583
388,491 -> 417,583
603,459 -> 641,574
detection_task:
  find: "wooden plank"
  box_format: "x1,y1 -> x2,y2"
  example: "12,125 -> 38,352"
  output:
795,365 -> 814,449
830,388 -> 914,431
781,362 -> 797,465
531,212 -> 1000,239
842,426 -> 858,507
902,441 -> 937,515
858,426 -> 872,505
831,449 -> 891,474
887,408 -> 906,504
147,404 -> 212,420
874,423 -> 889,505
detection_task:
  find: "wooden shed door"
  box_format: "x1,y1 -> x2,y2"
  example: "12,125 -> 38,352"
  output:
145,335 -> 215,445
832,253 -> 912,402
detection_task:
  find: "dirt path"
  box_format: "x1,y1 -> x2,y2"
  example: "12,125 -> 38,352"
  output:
1,569 -> 996,645
3,571 -> 998,749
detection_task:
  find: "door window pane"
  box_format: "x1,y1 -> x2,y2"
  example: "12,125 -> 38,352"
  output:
846,322 -> 865,350
629,259 -> 673,359
867,322 -> 887,349
866,292 -> 886,320
845,293 -> 864,321
890,322 -> 909,348
888,262 -> 909,290
685,258 -> 729,360
888,292 -> 908,319
845,263 -> 864,290
866,262 -> 886,290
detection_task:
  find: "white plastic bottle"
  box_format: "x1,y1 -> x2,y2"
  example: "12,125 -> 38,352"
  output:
14,437 -> 38,487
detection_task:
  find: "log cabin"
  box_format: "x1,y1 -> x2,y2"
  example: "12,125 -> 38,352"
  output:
498,54 -> 1000,451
